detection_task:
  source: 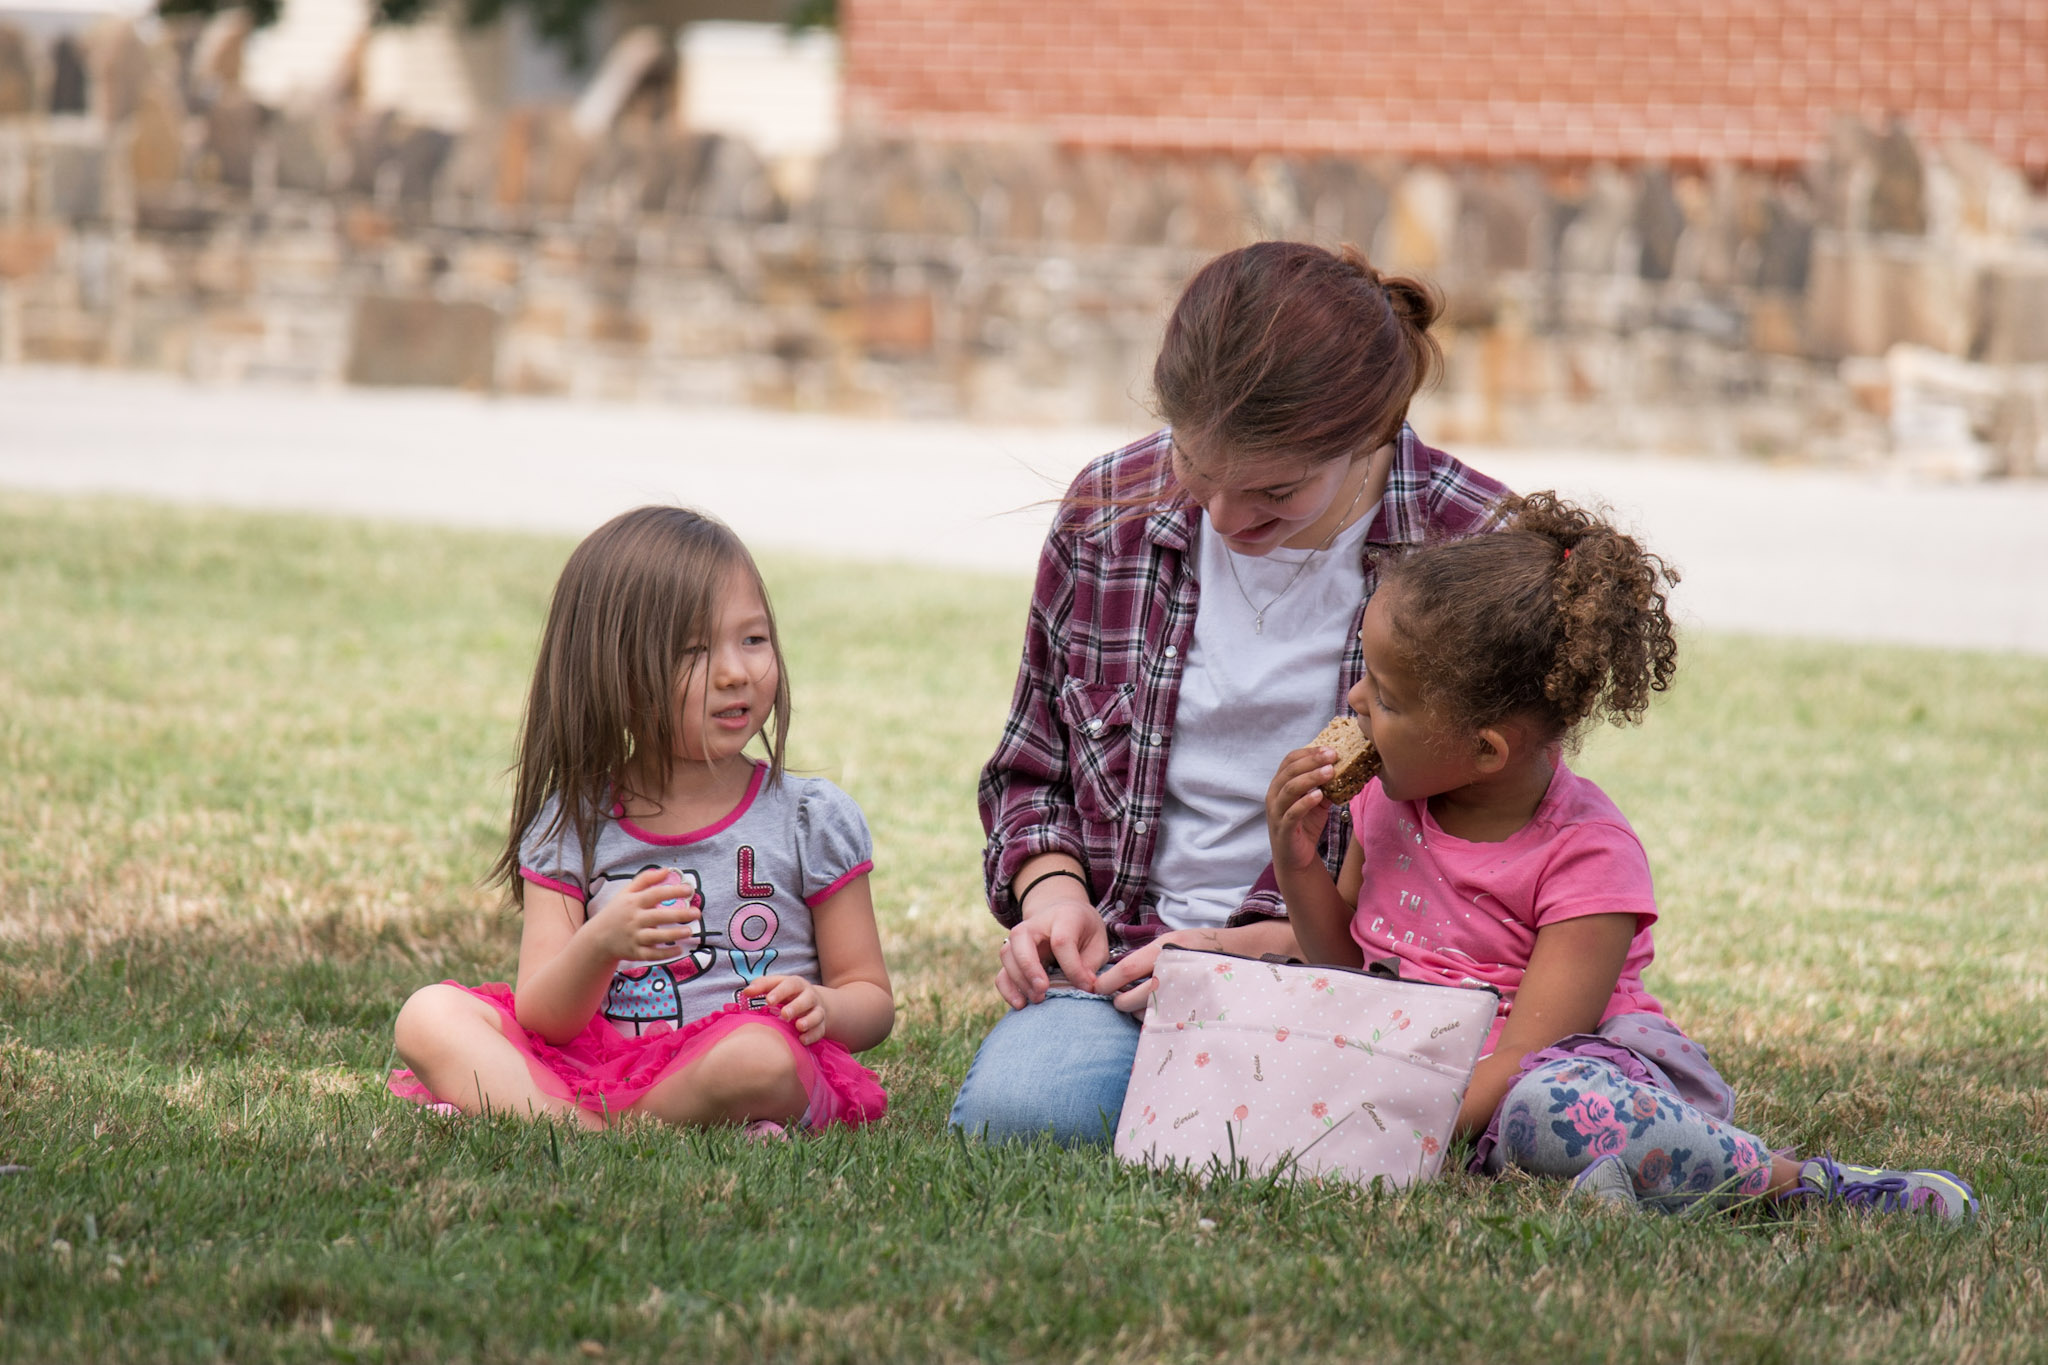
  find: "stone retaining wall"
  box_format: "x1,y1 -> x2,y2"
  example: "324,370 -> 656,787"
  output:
2,19 -> 2046,475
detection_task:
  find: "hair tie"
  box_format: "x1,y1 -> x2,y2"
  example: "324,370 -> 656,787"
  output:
1561,547 -> 1572,561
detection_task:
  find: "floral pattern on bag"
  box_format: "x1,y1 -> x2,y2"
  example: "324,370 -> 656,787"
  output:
1114,948 -> 1496,1187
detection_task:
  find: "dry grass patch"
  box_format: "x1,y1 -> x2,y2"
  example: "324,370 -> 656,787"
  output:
2,492 -> 2045,1363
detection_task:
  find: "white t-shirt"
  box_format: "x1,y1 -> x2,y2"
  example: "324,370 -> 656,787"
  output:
1149,506 -> 1377,930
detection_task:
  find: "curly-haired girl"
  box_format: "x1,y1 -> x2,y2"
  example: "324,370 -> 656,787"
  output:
1266,493 -> 1975,1216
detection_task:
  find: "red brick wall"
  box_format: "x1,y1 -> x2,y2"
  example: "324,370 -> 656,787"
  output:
842,0 -> 2048,174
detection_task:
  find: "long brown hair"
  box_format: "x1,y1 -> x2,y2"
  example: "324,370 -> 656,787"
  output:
490,506 -> 791,902
1377,493 -> 1680,745
1153,240 -> 1443,476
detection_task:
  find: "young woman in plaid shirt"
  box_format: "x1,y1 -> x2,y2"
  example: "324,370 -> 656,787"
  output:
952,241 -> 1510,1144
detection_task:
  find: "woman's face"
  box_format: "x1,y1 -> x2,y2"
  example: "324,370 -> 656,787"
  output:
1171,438 -> 1360,556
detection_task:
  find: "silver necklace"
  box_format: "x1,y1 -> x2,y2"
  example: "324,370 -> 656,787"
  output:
1221,470 -> 1373,635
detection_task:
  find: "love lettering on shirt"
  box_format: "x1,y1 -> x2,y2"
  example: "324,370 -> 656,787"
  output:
601,843 -> 791,1032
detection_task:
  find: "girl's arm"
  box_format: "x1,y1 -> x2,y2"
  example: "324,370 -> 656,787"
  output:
515,868 -> 701,1044
747,876 -> 894,1050
1452,912 -> 1637,1139
1265,745 -> 1366,969
1288,837 -> 1366,969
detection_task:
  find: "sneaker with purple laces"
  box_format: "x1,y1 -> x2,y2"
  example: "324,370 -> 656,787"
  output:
1795,1156 -> 1978,1220
1570,1153 -> 1640,1211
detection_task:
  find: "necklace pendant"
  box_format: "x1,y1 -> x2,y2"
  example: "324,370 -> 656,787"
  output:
1253,613 -> 1264,635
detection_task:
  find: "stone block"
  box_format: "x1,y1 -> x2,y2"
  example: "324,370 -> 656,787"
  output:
1245,155 -> 1304,240
249,233 -> 344,295
1989,376 -> 2048,477
1454,170 -> 1541,273
1943,139 -> 2030,241
22,305 -> 108,364
1554,168 -> 1636,277
188,8 -> 251,101
0,25 -> 32,118
395,126 -> 453,206
453,243 -> 522,288
1973,262 -> 2048,365
343,205 -> 394,249
1749,295 -> 1803,357
1880,249 -> 1971,355
273,114 -> 334,193
0,226 -> 60,279
346,295 -> 499,390
47,140 -> 105,221
1805,237 -> 1884,358
128,86 -> 184,187
88,21 -> 151,126
1868,120 -> 1926,237
1810,242 -> 1974,358
491,111 -> 536,207
343,113 -> 397,198
1293,157 -> 1389,256
532,113 -> 591,210
585,307 -> 647,347
511,301 -> 569,339
49,37 -> 86,114
199,95 -> 262,188
857,292 -> 934,356
1635,169 -> 1685,282
135,200 -> 215,234
689,134 -> 777,222
1754,193 -> 1813,295
0,135 -> 23,219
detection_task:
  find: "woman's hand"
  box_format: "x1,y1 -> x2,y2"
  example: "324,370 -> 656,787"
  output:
1266,745 -> 1337,876
584,867 -> 703,964
1090,932 -> 1190,1014
997,889 -> 1109,1008
1094,920 -> 1303,1014
744,975 -> 830,1045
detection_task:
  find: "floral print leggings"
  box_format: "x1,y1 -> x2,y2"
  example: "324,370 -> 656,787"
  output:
1488,1056 -> 1776,1211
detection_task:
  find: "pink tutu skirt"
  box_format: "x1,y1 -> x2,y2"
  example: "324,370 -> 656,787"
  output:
386,981 -> 887,1131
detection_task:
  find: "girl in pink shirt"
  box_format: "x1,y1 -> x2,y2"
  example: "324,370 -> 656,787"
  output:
1268,494 -> 1975,1218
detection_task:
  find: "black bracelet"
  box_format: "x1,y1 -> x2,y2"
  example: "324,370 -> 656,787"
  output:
1015,867 -> 1090,910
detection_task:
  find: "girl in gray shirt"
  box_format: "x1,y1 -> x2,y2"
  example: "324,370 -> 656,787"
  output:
390,507 -> 893,1134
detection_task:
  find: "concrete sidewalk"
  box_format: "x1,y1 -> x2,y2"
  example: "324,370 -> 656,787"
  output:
5,366 -> 2045,655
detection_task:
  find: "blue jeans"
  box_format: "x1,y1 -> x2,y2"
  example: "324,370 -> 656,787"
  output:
948,989 -> 1141,1146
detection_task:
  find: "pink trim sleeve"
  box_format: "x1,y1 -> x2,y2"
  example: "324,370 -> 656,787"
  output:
804,860 -> 874,909
519,868 -> 586,902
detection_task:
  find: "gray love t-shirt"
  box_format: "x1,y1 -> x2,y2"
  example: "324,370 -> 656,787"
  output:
518,765 -> 874,1037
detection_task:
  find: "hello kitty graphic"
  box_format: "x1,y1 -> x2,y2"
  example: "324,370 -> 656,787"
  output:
595,865 -> 720,1035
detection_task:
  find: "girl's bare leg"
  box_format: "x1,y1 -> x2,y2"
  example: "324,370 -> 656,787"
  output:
393,984 -> 604,1130
629,1023 -> 808,1128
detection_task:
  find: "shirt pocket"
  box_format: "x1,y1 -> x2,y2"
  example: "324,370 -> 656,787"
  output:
1057,678 -> 1137,826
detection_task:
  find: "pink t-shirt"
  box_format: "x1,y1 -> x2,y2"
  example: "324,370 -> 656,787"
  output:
1345,763 -> 1664,1054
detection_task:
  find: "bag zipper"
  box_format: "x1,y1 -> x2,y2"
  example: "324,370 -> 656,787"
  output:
1155,943 -> 1501,999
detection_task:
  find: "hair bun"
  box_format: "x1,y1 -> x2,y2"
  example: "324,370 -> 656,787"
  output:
1379,273 -> 1442,334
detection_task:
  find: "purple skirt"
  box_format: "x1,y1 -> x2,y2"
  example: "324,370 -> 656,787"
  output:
1467,1012 -> 1735,1174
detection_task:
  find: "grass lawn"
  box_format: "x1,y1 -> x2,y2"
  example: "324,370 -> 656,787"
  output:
2,491 -> 2045,1364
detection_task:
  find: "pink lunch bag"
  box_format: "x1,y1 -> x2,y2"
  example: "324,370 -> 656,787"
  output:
1113,947 -> 1497,1186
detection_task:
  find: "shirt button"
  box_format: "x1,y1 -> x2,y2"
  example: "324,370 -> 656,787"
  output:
1108,901 -> 1123,914
1164,645 -> 1179,659
1134,821 -> 1150,834
1087,718 -> 1105,734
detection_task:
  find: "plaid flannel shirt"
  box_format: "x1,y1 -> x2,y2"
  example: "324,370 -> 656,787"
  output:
978,425 -> 1510,954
